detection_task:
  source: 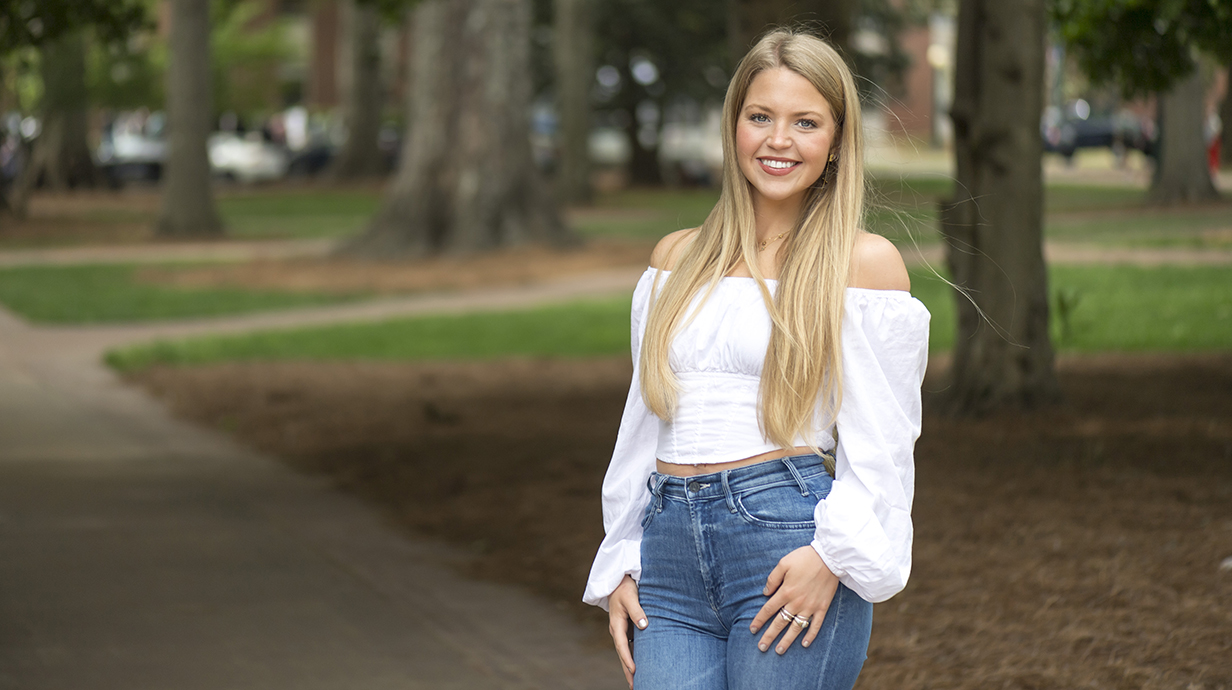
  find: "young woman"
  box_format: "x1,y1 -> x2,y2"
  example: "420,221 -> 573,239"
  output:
582,29 -> 930,690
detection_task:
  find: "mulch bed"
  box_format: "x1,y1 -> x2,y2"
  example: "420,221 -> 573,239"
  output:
128,353 -> 1232,689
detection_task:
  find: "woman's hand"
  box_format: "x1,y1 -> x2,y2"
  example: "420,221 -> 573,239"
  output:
749,546 -> 839,654
608,575 -> 647,689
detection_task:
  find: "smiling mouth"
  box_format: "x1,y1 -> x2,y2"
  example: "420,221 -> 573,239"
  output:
753,158 -> 803,173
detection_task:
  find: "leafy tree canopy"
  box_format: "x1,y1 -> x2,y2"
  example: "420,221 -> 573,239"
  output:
1052,0 -> 1232,97
0,0 -> 148,53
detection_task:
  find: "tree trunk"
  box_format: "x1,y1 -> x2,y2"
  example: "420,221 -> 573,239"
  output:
344,0 -> 569,256
9,31 -> 98,217
1150,70 -> 1219,203
329,0 -> 386,179
1221,65 -> 1232,168
939,0 -> 1058,414
727,0 -> 855,63
156,0 -> 223,237
553,0 -> 594,204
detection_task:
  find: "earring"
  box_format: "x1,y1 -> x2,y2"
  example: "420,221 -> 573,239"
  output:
828,153 -> 836,162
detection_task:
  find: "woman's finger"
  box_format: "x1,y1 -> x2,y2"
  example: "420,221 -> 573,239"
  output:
801,611 -> 824,648
610,612 -> 636,685
762,560 -> 786,596
756,603 -> 794,652
773,613 -> 808,654
749,587 -> 787,634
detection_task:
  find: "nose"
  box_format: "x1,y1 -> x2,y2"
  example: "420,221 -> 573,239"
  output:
768,122 -> 792,148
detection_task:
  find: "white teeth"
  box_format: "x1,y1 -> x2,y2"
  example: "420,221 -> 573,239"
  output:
760,159 -> 798,169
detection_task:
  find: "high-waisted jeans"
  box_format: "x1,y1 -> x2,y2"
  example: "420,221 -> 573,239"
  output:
632,454 -> 872,690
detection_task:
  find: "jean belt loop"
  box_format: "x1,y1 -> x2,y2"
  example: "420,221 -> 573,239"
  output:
721,470 -> 737,514
781,457 -> 810,496
648,473 -> 669,514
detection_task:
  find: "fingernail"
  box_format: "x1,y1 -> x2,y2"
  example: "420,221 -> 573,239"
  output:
749,625 -> 758,634
777,646 -> 785,655
802,640 -> 810,647
758,643 -> 768,652
637,618 -> 647,629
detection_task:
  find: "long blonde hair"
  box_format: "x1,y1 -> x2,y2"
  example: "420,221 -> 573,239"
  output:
639,28 -> 864,450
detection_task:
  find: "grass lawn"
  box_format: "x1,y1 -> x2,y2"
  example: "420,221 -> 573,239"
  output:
578,177 -> 1231,249
218,188 -> 382,240
0,264 -> 365,323
105,298 -> 633,371
105,264 -> 1231,372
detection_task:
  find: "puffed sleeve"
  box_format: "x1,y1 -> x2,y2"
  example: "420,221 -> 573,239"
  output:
583,269 -> 662,611
810,288 -> 930,603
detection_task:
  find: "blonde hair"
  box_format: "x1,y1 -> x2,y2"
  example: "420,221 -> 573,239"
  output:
639,28 -> 864,450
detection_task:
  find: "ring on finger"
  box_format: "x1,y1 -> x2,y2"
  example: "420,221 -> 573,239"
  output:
791,614 -> 811,628
778,609 -> 796,624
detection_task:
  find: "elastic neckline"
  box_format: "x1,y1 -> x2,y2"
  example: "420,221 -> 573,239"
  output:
641,266 -> 912,296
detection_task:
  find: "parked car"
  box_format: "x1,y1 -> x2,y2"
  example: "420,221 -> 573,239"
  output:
1041,101 -> 1156,161
208,132 -> 289,183
97,111 -> 167,186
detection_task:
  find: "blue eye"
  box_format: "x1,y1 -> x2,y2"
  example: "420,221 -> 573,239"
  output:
799,119 -> 817,129
749,113 -> 769,123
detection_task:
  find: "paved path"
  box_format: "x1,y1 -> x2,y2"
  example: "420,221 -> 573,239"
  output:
0,269 -> 639,690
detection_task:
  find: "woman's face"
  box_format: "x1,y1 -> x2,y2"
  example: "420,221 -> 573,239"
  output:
735,67 -> 838,208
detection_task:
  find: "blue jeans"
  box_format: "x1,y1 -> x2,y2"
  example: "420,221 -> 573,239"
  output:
633,454 -> 872,690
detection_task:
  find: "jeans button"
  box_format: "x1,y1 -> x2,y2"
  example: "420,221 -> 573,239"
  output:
687,481 -> 701,492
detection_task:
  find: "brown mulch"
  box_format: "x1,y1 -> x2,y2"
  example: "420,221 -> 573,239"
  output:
127,353 -> 1232,689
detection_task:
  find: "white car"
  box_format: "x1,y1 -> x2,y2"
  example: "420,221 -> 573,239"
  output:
208,132 -> 289,183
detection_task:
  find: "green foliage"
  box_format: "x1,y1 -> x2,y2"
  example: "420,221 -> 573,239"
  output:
0,0 -> 147,53
211,0 -> 293,118
1052,0 -> 1232,97
86,26 -> 166,110
355,0 -> 422,24
0,264 -> 363,323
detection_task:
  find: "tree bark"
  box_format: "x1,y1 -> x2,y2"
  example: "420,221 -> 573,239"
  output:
1150,70 -> 1219,203
1221,65 -> 1232,169
939,0 -> 1059,414
1221,65 -> 1232,168
727,0 -> 855,63
329,0 -> 386,179
553,0 -> 593,204
344,0 -> 569,257
9,31 -> 98,218
156,0 -> 223,237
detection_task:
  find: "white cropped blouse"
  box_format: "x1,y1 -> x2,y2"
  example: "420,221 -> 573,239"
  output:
583,267 -> 931,609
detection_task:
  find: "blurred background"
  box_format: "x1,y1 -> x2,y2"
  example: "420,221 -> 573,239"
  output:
0,1 -> 1229,688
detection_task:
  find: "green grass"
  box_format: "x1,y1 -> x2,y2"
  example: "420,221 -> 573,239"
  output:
1048,265 -> 1232,351
0,264 -> 364,323
574,188 -> 720,239
577,177 -> 1228,249
218,189 -> 382,240
105,298 -> 634,371
104,265 -> 1230,373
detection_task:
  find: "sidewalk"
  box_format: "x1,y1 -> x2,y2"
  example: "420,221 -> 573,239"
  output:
0,274 -> 633,689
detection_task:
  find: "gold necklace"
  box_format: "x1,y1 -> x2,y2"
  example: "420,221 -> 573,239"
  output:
757,231 -> 789,251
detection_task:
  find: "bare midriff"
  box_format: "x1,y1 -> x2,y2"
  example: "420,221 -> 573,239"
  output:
655,445 -> 817,477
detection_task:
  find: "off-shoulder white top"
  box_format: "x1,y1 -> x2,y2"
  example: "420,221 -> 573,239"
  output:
583,267 -> 931,609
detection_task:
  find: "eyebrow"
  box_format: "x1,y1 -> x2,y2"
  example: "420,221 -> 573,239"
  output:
742,103 -> 826,119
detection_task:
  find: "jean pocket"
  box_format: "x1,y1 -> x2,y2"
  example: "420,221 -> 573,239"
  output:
640,497 -> 658,529
734,480 -> 820,530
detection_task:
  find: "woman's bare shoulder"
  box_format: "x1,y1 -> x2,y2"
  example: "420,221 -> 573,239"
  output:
849,232 -> 910,291
649,227 -> 700,270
